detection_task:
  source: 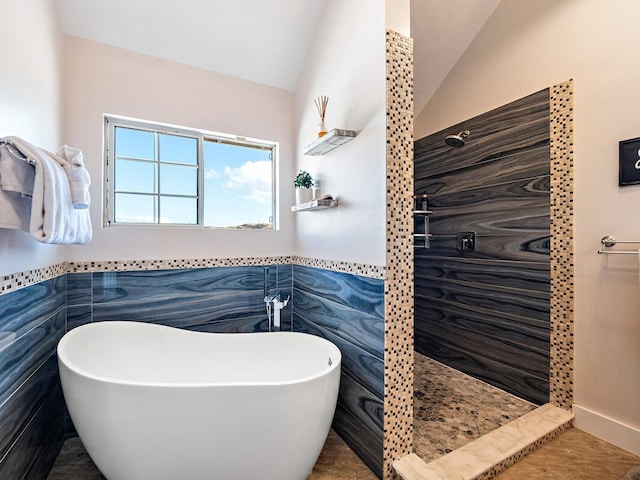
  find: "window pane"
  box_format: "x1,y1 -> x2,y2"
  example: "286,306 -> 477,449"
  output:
159,196 -> 197,224
107,116 -> 276,229
115,159 -> 156,193
159,134 -> 197,165
115,127 -> 155,160
203,141 -> 273,229
160,164 -> 197,196
115,193 -> 157,223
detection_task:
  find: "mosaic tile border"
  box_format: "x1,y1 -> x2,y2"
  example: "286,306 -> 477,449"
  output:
0,262 -> 66,295
549,80 -> 575,410
67,256 -> 292,272
66,256 -> 384,278
0,255 -> 386,296
291,256 -> 385,279
383,30 -> 414,480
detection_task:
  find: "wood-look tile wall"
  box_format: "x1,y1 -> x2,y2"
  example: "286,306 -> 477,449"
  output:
292,265 -> 385,477
414,89 -> 551,405
1,260 -> 386,478
0,276 -> 66,479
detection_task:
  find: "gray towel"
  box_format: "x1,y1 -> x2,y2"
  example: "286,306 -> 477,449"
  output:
0,143 -> 34,195
623,466 -> 640,480
0,144 -> 32,231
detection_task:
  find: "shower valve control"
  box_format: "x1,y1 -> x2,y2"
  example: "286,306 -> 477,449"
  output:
456,232 -> 476,252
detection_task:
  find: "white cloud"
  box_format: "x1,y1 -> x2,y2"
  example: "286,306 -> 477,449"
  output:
204,167 -> 221,180
222,160 -> 271,204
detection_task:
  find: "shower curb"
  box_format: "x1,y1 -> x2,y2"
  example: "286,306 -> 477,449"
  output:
394,404 -> 574,480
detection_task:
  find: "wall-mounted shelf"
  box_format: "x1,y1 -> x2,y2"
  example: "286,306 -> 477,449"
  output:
291,198 -> 338,212
302,129 -> 356,156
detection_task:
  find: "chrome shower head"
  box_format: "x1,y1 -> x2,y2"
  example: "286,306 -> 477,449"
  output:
445,130 -> 470,148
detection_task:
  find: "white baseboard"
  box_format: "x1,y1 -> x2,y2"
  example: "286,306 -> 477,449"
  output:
573,404 -> 640,456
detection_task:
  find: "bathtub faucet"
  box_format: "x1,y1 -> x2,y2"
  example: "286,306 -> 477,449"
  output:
264,292 -> 290,331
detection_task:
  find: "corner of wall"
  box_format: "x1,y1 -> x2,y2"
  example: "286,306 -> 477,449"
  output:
383,29 -> 414,479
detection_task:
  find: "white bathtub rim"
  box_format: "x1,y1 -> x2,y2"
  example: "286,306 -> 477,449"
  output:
57,321 -> 342,389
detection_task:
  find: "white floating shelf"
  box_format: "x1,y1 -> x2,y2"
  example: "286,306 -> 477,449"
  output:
291,198 -> 338,212
302,129 -> 356,156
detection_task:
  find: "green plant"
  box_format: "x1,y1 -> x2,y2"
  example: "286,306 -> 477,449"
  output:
294,170 -> 314,189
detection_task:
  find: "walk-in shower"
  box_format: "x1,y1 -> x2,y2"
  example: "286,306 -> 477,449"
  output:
414,88 -> 552,462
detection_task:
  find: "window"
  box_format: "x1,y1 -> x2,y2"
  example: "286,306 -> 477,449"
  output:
104,116 -> 276,229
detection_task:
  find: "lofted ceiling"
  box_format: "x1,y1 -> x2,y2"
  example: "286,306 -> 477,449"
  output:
411,0 -> 502,116
55,0 -> 328,92
56,0 -> 500,109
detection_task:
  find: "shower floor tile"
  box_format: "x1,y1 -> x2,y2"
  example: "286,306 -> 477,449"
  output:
413,352 -> 537,462
46,429 -> 376,480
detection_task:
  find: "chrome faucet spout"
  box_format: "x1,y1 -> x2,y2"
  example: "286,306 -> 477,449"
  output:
265,292 -> 289,330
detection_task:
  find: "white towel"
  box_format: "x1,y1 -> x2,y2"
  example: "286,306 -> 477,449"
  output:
0,187 -> 31,231
5,136 -> 92,244
57,144 -> 90,209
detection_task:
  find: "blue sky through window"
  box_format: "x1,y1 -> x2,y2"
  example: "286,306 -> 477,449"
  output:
204,140 -> 272,228
112,125 -> 273,228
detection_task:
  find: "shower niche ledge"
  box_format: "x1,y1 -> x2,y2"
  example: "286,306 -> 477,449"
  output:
302,129 -> 356,155
413,210 -> 432,249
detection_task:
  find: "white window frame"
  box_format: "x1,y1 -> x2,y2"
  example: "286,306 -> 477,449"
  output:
104,115 -> 278,229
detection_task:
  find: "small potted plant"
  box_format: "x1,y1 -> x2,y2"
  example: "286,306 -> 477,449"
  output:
294,170 -> 314,205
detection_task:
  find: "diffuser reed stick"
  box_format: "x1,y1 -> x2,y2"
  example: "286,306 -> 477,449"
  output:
314,95 -> 329,137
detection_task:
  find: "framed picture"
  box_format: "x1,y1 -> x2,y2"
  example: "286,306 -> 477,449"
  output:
619,136 -> 640,186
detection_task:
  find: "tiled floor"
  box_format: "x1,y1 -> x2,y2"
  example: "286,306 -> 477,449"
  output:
413,352 -> 537,462
494,428 -> 640,479
47,429 -> 377,480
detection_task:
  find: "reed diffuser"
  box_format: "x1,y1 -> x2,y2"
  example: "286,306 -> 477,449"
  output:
314,95 -> 329,137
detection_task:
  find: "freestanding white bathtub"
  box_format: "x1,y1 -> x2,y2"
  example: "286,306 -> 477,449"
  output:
57,321 -> 341,480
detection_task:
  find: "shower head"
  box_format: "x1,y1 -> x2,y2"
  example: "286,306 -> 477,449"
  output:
445,130 -> 470,148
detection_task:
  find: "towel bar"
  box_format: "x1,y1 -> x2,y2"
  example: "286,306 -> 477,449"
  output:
597,235 -> 640,255
0,138 -> 35,165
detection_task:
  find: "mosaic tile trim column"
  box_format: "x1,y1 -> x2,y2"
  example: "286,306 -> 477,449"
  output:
383,29 -> 414,480
549,80 -> 574,410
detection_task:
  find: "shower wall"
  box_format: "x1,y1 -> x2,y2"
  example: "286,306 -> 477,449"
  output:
414,89 -> 550,404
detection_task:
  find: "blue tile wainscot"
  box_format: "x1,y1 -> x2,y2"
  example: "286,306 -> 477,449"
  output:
1,262 -> 384,479
292,265 -> 385,477
0,275 -> 67,480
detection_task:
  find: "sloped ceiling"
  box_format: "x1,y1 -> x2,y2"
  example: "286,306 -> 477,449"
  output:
55,0 -> 327,92
412,0 -> 502,117
56,0 -> 500,107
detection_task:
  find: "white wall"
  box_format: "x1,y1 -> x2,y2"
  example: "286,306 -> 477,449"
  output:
63,36 -> 296,262
415,0 -> 640,454
0,0 -> 67,276
294,0 -> 387,266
